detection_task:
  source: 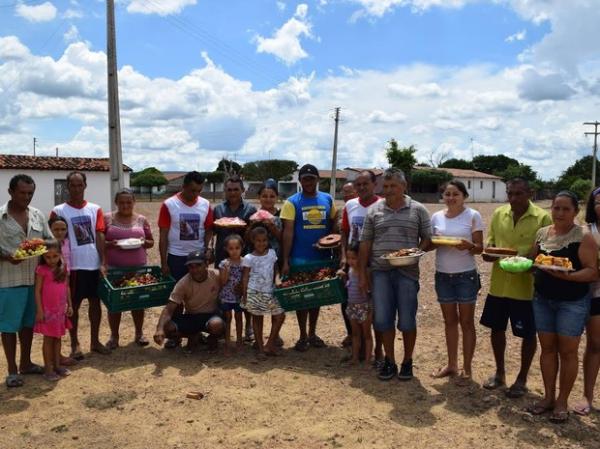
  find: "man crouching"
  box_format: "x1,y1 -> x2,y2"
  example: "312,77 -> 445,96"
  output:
154,251 -> 224,352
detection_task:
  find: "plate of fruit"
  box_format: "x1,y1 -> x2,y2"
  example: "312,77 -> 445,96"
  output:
114,273 -> 160,288
277,268 -> 337,288
381,248 -> 425,266
13,238 -> 47,260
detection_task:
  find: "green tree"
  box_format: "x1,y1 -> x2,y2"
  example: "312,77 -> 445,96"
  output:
216,159 -> 242,175
569,179 -> 592,201
130,167 -> 167,189
497,163 -> 538,183
242,159 -> 298,181
557,156 -> 600,190
410,169 -> 453,193
472,155 -> 519,175
200,171 -> 226,184
439,158 -> 474,170
386,139 -> 417,178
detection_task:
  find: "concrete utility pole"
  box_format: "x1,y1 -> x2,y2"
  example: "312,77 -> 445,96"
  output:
107,0 -> 124,201
584,121 -> 600,188
329,107 -> 340,199
33,137 -> 37,156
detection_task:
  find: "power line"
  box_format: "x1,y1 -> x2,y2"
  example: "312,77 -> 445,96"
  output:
584,121 -> 600,187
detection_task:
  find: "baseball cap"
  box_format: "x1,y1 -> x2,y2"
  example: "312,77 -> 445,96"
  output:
185,250 -> 207,265
299,164 -> 319,179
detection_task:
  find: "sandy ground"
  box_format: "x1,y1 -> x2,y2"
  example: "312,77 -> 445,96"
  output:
1,201 -> 599,449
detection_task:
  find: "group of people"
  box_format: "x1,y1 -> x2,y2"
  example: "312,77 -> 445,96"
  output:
1,165 -> 599,423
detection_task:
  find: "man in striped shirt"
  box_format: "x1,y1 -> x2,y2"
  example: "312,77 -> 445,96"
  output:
359,168 -> 431,381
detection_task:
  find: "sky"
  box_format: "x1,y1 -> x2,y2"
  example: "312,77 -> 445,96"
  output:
0,0 -> 599,180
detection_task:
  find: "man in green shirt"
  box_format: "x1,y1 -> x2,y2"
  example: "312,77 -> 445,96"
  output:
480,178 -> 552,397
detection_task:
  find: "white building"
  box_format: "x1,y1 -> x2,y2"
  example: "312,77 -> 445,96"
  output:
434,167 -> 507,202
0,155 -> 131,215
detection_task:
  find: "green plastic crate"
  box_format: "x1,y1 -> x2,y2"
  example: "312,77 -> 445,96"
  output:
98,266 -> 176,312
274,260 -> 346,312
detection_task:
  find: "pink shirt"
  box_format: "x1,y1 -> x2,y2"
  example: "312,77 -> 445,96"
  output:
105,213 -> 152,267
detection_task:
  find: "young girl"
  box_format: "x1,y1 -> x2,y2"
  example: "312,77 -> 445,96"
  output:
340,243 -> 373,365
34,240 -> 73,381
48,216 -> 70,268
219,234 -> 245,353
242,226 -> 285,358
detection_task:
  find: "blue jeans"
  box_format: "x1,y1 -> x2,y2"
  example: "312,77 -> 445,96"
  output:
532,293 -> 590,337
435,270 -> 480,304
372,270 -> 419,332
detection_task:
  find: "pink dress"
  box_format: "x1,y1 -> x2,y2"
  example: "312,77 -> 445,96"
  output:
105,213 -> 152,267
33,265 -> 72,338
61,239 -> 71,269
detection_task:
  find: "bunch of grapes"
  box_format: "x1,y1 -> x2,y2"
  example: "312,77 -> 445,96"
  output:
13,238 -> 46,259
279,268 -> 336,288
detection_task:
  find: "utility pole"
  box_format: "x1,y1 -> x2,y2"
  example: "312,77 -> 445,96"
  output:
585,122 -> 600,187
107,0 -> 124,201
33,137 -> 37,156
329,107 -> 340,199
55,147 -> 59,157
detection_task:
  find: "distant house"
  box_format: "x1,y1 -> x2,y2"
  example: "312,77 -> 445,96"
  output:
413,166 -> 506,202
0,154 -> 131,214
345,167 -> 384,194
287,169 -> 349,198
162,171 -> 188,193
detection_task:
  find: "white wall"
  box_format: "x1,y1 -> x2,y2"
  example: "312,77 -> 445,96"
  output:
459,177 -> 507,202
0,169 -> 130,216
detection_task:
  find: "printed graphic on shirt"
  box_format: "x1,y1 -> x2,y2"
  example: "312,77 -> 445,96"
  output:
350,216 -> 365,243
302,206 -> 327,229
179,213 -> 200,241
71,216 -> 95,246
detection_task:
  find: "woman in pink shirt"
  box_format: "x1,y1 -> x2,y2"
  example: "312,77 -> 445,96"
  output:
104,189 -> 154,348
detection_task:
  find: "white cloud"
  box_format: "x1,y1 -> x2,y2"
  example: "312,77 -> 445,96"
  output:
388,82 -> 446,98
63,25 -> 81,43
276,1 -> 286,11
518,69 -> 576,101
126,0 -> 197,16
255,4 -> 313,65
63,8 -> 83,19
349,0 -> 473,20
505,29 -> 526,43
15,1 -> 57,22
367,110 -> 407,123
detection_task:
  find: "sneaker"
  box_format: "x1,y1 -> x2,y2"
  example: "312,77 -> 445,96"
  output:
398,359 -> 413,381
372,359 -> 385,372
377,358 -> 398,381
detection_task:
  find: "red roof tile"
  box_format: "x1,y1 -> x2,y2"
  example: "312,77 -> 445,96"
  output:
0,154 -> 132,172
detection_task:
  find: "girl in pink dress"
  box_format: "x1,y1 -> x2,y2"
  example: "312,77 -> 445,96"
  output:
34,240 -> 73,381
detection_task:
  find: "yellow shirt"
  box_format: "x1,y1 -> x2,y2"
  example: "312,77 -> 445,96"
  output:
487,202 -> 552,300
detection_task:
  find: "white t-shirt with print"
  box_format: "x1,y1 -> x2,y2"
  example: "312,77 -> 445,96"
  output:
242,249 -> 277,293
431,208 -> 483,274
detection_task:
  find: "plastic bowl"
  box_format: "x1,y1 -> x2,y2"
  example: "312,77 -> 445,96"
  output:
499,258 -> 533,273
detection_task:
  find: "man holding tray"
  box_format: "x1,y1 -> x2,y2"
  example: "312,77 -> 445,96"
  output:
0,174 -> 52,387
480,177 -> 551,398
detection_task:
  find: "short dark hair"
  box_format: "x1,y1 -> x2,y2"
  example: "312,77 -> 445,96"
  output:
182,171 -> 205,186
357,170 -> 377,184
250,225 -> 268,240
66,171 -> 86,185
585,188 -> 600,223
224,233 -> 244,248
225,175 -> 245,190
506,177 -> 530,189
442,180 -> 469,198
9,174 -> 35,191
48,215 -> 67,228
554,190 -> 579,212
347,241 -> 360,254
114,188 -> 135,203
258,179 -> 278,196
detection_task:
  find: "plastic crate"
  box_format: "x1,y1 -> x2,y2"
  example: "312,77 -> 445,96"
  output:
98,266 -> 176,312
274,260 -> 346,312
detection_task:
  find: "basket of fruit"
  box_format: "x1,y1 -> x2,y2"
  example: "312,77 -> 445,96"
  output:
98,266 -> 176,312
274,261 -> 346,312
13,238 -> 47,260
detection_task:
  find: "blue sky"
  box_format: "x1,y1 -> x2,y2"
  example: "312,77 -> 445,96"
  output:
0,1 -> 599,179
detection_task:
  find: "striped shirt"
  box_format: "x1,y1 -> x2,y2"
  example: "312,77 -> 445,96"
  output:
360,195 -> 431,278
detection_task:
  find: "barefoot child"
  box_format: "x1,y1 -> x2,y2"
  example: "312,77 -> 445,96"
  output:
34,240 -> 73,381
241,227 -> 285,357
219,234 -> 245,353
341,242 -> 373,364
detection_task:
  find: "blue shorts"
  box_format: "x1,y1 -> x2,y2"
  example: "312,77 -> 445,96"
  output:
371,270 -> 419,332
0,286 -> 36,333
533,293 -> 590,337
435,270 -> 480,304
220,302 -> 243,313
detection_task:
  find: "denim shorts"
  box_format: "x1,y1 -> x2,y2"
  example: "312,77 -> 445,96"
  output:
532,293 -> 591,337
220,302 -> 243,313
371,270 -> 419,332
435,270 -> 480,304
0,286 -> 36,333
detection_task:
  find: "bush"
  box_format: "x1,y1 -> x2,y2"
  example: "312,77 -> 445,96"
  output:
569,179 -> 592,202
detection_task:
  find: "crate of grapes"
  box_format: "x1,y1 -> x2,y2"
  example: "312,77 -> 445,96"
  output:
98,266 -> 176,312
274,260 -> 346,312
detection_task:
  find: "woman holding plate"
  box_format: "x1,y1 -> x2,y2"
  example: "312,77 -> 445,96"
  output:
428,180 -> 483,384
104,188 -> 154,349
528,191 -> 598,423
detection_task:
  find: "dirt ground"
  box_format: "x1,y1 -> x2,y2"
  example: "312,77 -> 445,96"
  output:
1,201 -> 599,449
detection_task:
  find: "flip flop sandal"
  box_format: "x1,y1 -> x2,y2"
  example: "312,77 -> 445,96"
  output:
505,384 -> 528,398
549,410 -> 570,423
55,367 -> 71,377
20,364 -> 44,375
308,335 -> 326,348
91,344 -> 111,355
43,373 -> 60,382
70,351 -> 85,361
483,375 -> 506,390
105,339 -> 119,350
5,374 -> 24,388
135,336 -> 149,347
59,356 -> 77,367
294,338 -> 309,352
526,403 -> 554,416
431,367 -> 458,379
573,403 -> 592,416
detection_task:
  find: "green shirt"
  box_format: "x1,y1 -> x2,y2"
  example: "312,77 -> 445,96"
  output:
486,202 -> 552,300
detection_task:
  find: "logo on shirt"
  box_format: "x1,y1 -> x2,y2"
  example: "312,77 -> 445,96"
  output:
71,216 -> 94,246
179,213 -> 200,241
302,206 -> 326,227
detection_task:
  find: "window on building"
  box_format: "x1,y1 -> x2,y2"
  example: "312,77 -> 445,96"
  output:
467,180 -> 471,189
480,181 -> 483,189
54,179 -> 69,205
492,181 -> 496,199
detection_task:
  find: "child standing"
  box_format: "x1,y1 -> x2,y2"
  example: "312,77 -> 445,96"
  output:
219,234 -> 245,353
48,216 -> 71,268
242,227 -> 285,357
34,240 -> 73,381
342,243 -> 373,365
